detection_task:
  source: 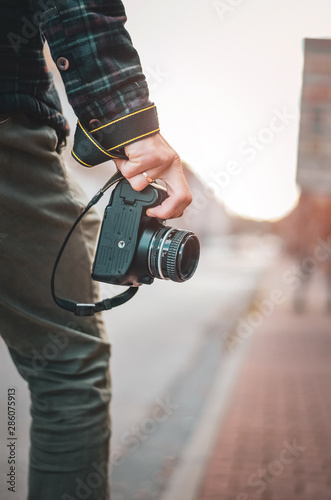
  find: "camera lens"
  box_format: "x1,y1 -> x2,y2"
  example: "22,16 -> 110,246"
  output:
148,226 -> 200,282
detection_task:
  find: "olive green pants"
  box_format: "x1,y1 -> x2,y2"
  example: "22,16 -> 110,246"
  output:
0,113 -> 111,500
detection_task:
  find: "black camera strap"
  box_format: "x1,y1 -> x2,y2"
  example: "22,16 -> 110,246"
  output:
51,170 -> 139,316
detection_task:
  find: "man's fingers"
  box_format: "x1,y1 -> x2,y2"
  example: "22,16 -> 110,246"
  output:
116,134 -> 181,181
113,133 -> 193,219
113,162 -> 192,218
147,188 -> 192,220
112,157 -> 127,172
114,160 -> 163,191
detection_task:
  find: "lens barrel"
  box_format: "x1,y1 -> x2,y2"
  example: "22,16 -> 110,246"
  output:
148,226 -> 200,282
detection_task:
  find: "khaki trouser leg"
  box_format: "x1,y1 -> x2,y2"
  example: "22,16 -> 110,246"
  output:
0,113 -> 111,500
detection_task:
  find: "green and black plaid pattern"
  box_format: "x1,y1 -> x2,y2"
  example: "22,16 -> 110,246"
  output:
0,0 -> 152,140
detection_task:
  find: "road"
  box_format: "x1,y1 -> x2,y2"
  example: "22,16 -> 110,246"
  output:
0,235 -> 276,500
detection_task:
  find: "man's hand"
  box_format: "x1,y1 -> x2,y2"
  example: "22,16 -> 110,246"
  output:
113,133 -> 192,219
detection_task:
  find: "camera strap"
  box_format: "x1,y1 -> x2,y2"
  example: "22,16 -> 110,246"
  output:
51,170 -> 139,316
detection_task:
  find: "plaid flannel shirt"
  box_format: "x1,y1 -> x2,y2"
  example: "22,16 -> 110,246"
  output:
0,0 -> 159,165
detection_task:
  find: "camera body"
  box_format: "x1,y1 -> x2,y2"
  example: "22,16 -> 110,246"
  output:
92,178 -> 199,287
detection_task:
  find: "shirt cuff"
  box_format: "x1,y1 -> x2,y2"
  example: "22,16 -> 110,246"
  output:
71,104 -> 160,167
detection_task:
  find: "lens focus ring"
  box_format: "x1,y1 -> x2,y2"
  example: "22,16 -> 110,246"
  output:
148,226 -> 200,283
166,230 -> 190,282
168,230 -> 200,282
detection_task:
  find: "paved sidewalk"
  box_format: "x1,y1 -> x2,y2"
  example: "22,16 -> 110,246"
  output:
196,259 -> 331,500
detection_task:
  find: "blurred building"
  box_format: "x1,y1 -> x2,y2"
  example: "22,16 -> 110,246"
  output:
297,38 -> 331,194
277,38 -> 331,258
274,38 -> 331,310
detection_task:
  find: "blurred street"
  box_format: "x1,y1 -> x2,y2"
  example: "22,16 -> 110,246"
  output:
195,256 -> 331,500
0,236 -> 274,500
107,237 -> 275,500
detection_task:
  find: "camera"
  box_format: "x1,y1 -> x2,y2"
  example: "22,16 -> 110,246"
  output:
92,177 -> 200,287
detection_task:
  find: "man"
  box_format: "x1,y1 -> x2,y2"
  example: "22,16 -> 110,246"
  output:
0,1 -> 192,499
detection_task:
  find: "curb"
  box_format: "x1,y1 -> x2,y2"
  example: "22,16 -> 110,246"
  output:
158,299 -> 255,500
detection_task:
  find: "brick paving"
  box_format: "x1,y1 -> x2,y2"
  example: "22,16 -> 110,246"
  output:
197,278 -> 331,499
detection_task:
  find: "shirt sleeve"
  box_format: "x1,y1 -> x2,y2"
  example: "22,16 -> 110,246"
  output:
39,0 -> 160,166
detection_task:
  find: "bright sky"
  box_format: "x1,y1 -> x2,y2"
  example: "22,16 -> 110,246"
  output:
121,0 -> 331,220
